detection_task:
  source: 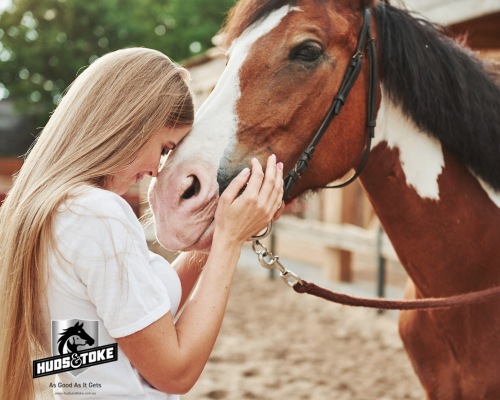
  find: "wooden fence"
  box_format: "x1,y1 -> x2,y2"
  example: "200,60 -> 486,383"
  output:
256,216 -> 399,283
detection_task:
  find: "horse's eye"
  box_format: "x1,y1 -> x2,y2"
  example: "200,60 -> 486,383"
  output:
295,45 -> 321,61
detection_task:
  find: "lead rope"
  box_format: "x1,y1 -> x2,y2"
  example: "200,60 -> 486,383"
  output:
250,222 -> 500,310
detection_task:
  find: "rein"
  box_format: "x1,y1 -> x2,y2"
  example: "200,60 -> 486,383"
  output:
250,7 -> 500,311
251,230 -> 500,311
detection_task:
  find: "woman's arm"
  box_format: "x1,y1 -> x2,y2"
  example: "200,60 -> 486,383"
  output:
171,251 -> 209,313
117,236 -> 240,394
116,156 -> 284,395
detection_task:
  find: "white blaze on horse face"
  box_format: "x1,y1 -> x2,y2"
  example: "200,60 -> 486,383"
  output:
150,6 -> 301,252
374,90 -> 444,200
174,6 -> 300,177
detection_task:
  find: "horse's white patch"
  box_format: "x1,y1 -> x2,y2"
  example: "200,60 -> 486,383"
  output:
475,175 -> 500,209
174,6 -> 299,172
374,90 -> 444,200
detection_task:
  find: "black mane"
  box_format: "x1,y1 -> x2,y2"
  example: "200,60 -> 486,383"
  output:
373,3 -> 500,191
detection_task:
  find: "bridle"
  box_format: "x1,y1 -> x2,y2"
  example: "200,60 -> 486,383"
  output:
283,7 -> 378,199
249,7 -> 500,311
251,7 -> 375,240
251,6 -> 376,276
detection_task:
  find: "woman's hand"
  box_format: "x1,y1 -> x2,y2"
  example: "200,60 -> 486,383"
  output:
214,155 -> 284,246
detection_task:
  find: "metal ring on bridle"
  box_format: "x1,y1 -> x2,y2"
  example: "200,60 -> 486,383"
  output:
249,200 -> 282,241
250,221 -> 273,241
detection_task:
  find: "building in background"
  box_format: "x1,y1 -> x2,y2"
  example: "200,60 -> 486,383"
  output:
406,0 -> 500,61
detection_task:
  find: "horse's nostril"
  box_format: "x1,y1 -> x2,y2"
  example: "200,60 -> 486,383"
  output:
181,175 -> 201,200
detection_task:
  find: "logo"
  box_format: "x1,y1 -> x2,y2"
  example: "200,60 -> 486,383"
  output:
33,319 -> 118,379
54,320 -> 97,357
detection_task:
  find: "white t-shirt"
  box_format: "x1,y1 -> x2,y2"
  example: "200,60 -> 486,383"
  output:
40,185 -> 182,400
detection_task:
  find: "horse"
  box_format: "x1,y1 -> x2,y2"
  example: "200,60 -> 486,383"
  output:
149,0 -> 500,397
57,321 -> 95,355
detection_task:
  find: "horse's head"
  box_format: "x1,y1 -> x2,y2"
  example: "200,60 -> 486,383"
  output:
150,0 -> 377,252
59,322 -> 95,347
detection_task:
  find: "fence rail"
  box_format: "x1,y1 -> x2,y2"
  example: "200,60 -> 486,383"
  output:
273,216 -> 399,262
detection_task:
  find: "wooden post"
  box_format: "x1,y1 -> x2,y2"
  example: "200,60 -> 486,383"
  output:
321,186 -> 353,282
323,247 -> 352,282
322,188 -> 342,225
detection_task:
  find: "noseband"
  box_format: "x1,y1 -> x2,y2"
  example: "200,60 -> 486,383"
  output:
282,7 -> 378,199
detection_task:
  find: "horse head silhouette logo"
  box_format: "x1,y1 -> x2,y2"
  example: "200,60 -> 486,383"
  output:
57,321 -> 95,355
52,318 -> 99,377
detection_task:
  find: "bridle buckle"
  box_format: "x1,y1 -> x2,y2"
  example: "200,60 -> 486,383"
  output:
293,164 -> 302,178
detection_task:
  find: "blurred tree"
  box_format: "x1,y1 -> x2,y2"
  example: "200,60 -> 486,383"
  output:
0,0 -> 235,127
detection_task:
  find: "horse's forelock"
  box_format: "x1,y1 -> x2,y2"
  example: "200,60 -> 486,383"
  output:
220,0 -> 301,47
220,0 -> 383,47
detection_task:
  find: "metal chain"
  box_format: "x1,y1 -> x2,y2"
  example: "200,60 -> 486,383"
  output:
247,202 -> 303,287
250,228 -> 303,288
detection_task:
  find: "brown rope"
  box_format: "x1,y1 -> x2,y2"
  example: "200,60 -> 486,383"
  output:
292,280 -> 500,310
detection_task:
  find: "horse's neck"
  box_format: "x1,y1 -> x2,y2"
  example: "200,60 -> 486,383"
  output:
359,94 -> 500,298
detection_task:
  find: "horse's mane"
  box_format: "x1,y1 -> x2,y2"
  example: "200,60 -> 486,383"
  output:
57,328 -> 72,344
373,3 -> 500,191
57,326 -> 74,349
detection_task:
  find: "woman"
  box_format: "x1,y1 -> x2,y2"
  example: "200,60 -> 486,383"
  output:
0,48 -> 284,400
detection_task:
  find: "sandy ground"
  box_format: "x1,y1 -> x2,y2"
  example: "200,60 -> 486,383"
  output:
182,269 -> 425,400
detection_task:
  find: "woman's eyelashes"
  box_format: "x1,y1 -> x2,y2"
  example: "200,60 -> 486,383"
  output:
161,143 -> 176,157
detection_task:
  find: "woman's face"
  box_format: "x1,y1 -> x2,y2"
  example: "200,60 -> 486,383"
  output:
109,125 -> 191,195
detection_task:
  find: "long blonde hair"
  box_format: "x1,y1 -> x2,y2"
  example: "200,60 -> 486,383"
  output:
0,47 -> 194,399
